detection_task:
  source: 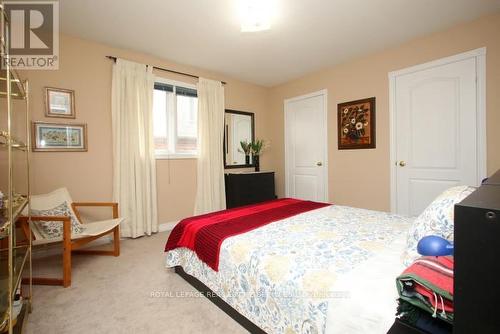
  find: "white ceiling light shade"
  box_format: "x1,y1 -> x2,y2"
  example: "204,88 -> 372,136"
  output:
239,0 -> 275,32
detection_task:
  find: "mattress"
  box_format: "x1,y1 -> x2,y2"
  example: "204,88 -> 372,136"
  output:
165,205 -> 413,334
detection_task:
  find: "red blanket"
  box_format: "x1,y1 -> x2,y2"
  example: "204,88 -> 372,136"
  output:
165,198 -> 330,271
397,256 -> 454,323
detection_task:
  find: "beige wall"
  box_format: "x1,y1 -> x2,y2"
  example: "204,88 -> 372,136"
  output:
25,34 -> 271,223
24,11 -> 500,223
268,12 -> 500,211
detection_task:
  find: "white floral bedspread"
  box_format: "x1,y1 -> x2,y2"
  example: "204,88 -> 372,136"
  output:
165,205 -> 413,334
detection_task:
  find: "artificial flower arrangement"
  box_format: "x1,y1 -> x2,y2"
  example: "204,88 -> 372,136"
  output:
239,140 -> 252,165
238,139 -> 269,171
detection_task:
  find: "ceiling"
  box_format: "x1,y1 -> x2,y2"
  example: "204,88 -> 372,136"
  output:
60,0 -> 500,87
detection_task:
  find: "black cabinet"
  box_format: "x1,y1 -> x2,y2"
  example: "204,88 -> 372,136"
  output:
225,172 -> 276,209
454,171 -> 500,333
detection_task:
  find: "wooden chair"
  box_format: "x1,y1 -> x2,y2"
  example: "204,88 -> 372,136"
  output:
19,188 -> 122,288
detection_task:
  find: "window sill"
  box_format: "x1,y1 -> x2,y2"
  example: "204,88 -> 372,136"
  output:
155,153 -> 197,160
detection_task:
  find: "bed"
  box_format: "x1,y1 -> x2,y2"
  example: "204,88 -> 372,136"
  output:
165,203 -> 414,334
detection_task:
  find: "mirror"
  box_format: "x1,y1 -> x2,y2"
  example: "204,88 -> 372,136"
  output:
224,109 -> 255,168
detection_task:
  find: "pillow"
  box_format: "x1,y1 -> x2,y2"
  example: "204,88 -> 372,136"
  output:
31,202 -> 85,239
403,185 -> 476,266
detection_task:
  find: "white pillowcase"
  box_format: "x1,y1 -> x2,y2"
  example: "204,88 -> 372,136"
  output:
403,185 -> 476,266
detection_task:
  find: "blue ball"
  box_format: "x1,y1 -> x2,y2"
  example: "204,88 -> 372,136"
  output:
417,235 -> 454,256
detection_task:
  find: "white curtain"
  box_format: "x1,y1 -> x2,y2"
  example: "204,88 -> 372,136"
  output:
111,59 -> 158,238
194,78 -> 226,214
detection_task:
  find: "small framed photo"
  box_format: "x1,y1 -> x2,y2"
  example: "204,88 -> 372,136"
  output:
32,122 -> 87,152
45,87 -> 76,118
338,97 -> 376,150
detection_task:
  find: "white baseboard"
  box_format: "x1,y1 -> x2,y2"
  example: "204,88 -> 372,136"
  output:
158,221 -> 179,232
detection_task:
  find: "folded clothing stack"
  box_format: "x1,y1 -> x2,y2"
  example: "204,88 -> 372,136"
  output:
396,256 -> 454,332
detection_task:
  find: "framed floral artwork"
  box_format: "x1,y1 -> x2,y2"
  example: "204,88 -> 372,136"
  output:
32,122 -> 87,152
337,97 -> 376,150
45,87 -> 76,118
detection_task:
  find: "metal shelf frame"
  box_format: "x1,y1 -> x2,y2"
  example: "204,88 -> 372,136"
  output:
0,2 -> 32,333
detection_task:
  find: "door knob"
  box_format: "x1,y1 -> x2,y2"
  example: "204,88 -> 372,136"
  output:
317,162 -> 323,166
399,161 -> 406,167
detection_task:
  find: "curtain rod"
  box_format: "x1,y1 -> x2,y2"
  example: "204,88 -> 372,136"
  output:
106,56 -> 227,85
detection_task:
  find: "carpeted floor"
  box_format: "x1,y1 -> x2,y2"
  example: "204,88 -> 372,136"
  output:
25,231 -> 247,334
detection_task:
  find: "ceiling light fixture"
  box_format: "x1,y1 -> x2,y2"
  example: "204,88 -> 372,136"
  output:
239,0 -> 275,32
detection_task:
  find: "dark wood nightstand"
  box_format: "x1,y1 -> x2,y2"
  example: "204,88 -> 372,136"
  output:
225,171 -> 277,208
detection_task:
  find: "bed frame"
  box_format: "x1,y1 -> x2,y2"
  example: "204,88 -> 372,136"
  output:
176,264 -> 432,334
175,171 -> 500,334
174,266 -> 266,334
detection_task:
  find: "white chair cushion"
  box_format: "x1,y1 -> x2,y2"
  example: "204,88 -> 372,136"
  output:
32,218 -> 122,246
78,218 -> 122,237
27,188 -> 77,215
25,188 -> 84,240
30,202 -> 85,240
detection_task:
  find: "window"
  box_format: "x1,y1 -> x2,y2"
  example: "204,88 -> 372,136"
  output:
153,81 -> 198,158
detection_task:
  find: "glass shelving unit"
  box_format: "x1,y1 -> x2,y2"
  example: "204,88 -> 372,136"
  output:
0,2 -> 32,334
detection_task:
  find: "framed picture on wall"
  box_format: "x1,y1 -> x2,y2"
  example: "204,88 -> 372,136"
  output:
45,87 -> 76,118
32,122 -> 87,152
337,97 -> 376,150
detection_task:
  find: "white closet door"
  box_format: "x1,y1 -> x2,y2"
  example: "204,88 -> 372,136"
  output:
285,91 -> 328,202
393,57 -> 479,216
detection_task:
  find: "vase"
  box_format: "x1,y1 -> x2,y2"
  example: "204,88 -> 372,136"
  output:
245,155 -> 250,165
254,155 -> 260,172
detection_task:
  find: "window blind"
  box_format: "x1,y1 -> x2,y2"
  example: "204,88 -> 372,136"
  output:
175,86 -> 197,98
154,83 -> 173,92
154,83 -> 197,98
